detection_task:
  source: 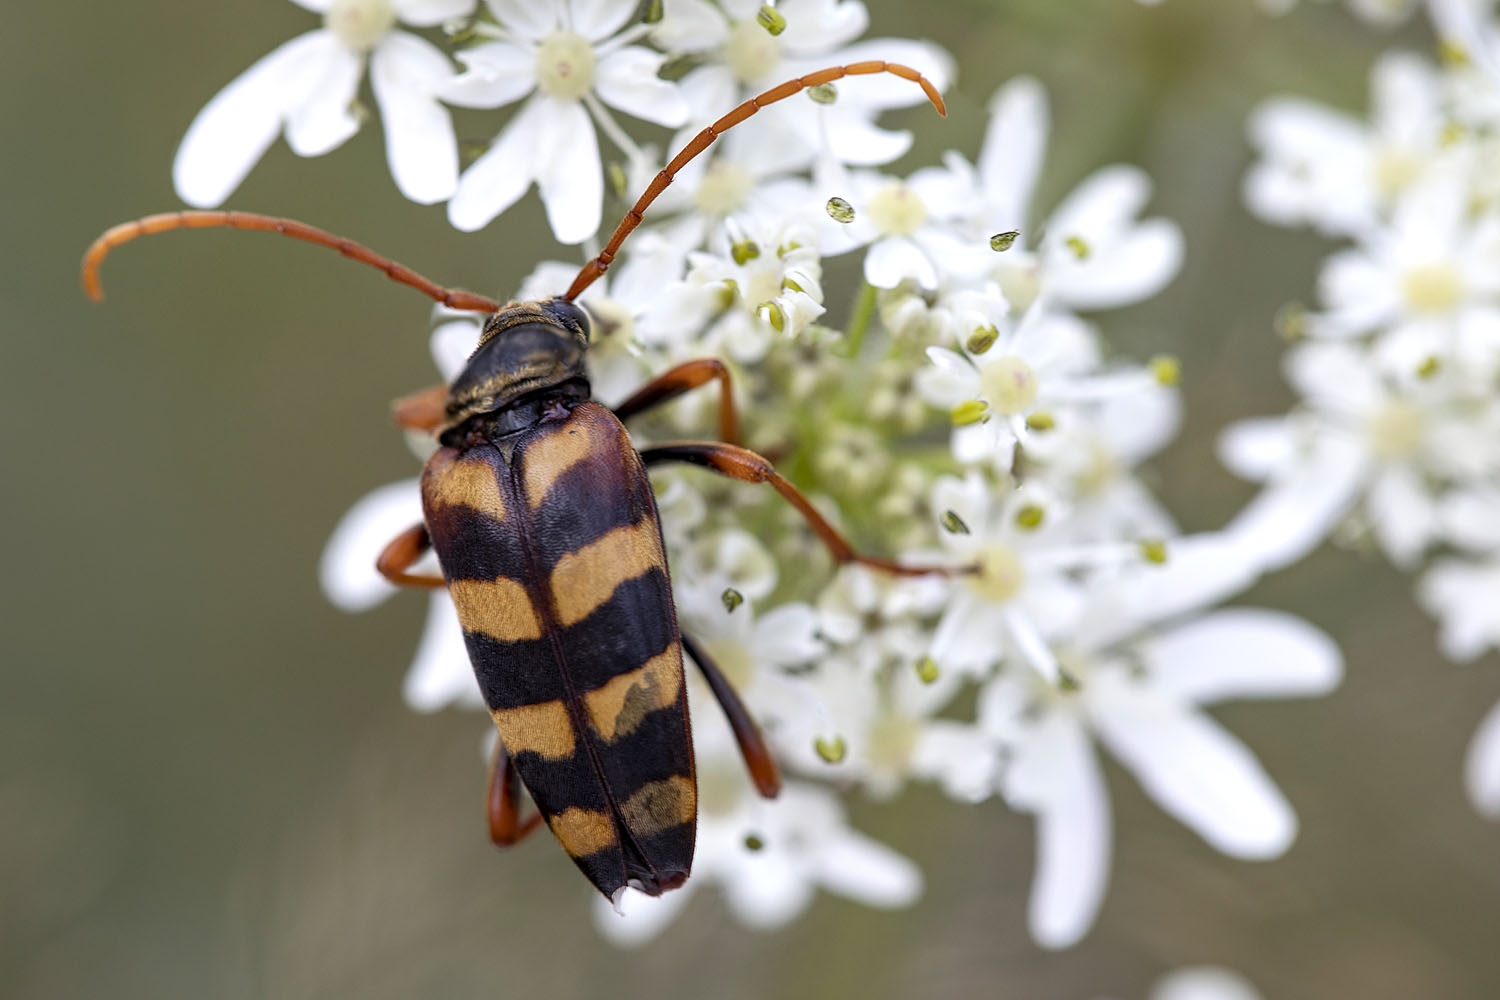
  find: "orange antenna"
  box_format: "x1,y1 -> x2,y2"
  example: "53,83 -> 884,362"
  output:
563,60 -> 948,302
82,210 -> 503,313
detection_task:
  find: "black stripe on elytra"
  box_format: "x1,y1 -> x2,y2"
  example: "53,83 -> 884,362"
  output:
513,689 -> 692,807
523,449 -> 658,569
510,742 -> 614,818
425,503 -> 528,584
554,568 -> 678,693
462,568 -> 678,709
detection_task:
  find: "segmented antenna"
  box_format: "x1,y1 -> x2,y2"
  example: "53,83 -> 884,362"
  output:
81,211 -> 502,314
563,60 -> 947,302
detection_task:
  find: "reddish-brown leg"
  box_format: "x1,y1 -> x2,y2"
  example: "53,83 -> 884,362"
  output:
613,358 -> 741,446
488,737 -> 544,847
376,523 -> 446,588
681,632 -> 780,799
392,384 -> 448,433
640,442 -> 958,577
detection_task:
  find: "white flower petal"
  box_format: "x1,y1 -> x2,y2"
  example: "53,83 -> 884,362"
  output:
372,33 -> 460,204
650,0 -> 728,55
1223,432 -> 1367,574
865,237 -> 936,289
1366,464 -> 1435,569
319,479 -> 426,611
569,0 -> 638,40
1417,558 -> 1500,662
403,592 -> 482,711
723,850 -> 816,928
447,96 -> 545,231
1091,676 -> 1296,859
1217,417 -> 1294,482
779,0 -> 869,55
484,0 -> 560,40
595,47 -> 690,127
979,76 -> 1048,228
1465,698 -> 1500,819
284,39 -> 365,156
1006,713 -> 1111,950
173,31 -> 335,208
591,882 -> 695,946
430,317 -> 483,379
1144,608 -> 1343,705
439,41 -> 538,108
393,0 -> 478,26
814,828 -> 923,908
1050,218 -> 1184,311
537,99 -> 604,244
1151,967 -> 1264,1000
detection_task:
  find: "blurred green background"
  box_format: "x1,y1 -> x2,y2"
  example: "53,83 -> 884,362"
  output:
6,1 -> 1500,997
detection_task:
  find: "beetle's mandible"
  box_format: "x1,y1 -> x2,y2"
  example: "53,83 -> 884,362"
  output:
83,62 -> 953,903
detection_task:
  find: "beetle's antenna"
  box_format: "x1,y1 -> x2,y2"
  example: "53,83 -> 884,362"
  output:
563,61 -> 947,302
82,211 -> 503,313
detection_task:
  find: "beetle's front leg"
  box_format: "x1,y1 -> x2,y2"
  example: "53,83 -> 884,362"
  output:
640,442 -> 959,577
376,523 -> 446,588
614,358 -> 740,445
488,736 -> 544,847
391,384 -> 448,433
681,632 -> 780,799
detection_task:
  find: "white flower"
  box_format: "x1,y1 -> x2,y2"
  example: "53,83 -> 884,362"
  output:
1220,341 -> 1471,571
985,565 -> 1341,948
923,471 -> 1092,683
1144,967 -> 1264,1000
594,708 -> 921,945
668,220 -> 827,363
1466,696 -> 1500,818
929,78 -> 1183,315
443,0 -> 690,243
174,0 -> 476,207
1245,52 -> 1445,237
917,297 -> 1172,471
656,1 -> 952,171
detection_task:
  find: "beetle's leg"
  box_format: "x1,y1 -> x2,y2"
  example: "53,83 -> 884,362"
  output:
640,442 -> 959,577
376,523 -> 447,588
680,632 -> 780,799
613,358 -> 740,445
488,736 -> 544,847
392,384 -> 448,433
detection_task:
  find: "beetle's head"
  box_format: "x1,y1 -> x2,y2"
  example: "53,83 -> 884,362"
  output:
442,297 -> 592,429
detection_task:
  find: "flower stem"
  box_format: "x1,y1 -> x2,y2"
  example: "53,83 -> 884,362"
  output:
843,282 -> 876,358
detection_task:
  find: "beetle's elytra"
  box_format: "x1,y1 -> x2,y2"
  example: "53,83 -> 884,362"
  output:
83,62 -> 950,901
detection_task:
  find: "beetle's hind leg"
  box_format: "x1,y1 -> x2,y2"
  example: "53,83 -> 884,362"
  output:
614,358 -> 740,445
376,524 -> 446,588
681,632 -> 780,799
488,737 -> 544,847
640,442 -> 958,577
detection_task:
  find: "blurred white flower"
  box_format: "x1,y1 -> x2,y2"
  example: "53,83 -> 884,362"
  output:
1220,341 -> 1472,571
1148,966 -> 1264,1000
1466,696 -> 1500,818
656,0 -> 953,172
1245,52 -> 1445,237
986,554 -> 1340,948
932,78 -> 1184,316
174,0 -> 476,207
443,0 -> 690,242
594,708 -> 921,945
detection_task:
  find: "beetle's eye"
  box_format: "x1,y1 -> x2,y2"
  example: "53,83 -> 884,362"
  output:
547,297 -> 591,339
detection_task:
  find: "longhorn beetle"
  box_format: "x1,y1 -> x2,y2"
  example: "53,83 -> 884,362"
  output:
84,62 -> 952,905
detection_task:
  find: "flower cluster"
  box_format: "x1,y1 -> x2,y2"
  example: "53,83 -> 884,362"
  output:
189,0 -> 1364,961
1237,1 -> 1500,818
